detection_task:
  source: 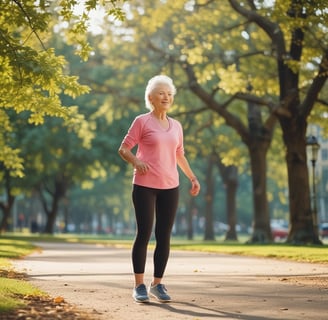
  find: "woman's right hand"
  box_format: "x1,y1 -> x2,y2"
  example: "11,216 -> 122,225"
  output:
134,159 -> 149,175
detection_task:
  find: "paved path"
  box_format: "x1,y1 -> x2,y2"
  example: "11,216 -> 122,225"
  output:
13,242 -> 328,320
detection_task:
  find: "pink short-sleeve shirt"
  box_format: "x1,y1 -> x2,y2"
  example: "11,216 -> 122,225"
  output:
120,112 -> 184,189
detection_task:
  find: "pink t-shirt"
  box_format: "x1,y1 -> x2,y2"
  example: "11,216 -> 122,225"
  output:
121,112 -> 185,189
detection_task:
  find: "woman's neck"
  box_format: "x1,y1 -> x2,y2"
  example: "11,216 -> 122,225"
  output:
151,110 -> 167,120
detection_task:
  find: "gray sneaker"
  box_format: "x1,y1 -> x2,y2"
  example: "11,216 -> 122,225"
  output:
132,284 -> 149,303
149,284 -> 171,302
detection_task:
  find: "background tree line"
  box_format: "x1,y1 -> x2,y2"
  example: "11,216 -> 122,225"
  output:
0,0 -> 327,244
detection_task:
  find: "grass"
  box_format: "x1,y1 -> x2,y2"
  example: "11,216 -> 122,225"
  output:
170,240 -> 328,263
0,232 -> 327,313
0,237 -> 44,313
0,238 -> 37,259
2,233 -> 328,263
0,277 -> 43,312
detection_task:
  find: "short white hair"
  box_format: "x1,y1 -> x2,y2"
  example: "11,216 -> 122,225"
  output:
144,75 -> 177,110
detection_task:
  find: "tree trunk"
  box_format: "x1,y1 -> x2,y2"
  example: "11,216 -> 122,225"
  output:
186,197 -> 196,240
63,197 -> 69,233
40,176 -> 68,234
43,196 -> 60,234
280,119 -> 321,244
0,171 -> 16,233
248,143 -> 272,243
277,13 -> 322,244
224,166 -> 238,241
204,153 -> 215,240
0,201 -> 14,233
216,158 -> 239,241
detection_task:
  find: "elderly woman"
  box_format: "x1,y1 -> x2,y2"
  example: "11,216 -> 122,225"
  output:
118,75 -> 200,303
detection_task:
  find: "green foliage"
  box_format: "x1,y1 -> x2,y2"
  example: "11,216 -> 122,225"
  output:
0,0 -> 123,176
58,0 -> 126,59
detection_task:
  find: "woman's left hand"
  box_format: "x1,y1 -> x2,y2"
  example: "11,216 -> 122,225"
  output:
190,178 -> 200,196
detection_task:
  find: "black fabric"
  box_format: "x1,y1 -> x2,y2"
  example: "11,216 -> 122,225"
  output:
132,184 -> 179,278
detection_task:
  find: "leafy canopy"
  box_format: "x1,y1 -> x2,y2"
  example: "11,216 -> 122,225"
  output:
0,0 -> 125,177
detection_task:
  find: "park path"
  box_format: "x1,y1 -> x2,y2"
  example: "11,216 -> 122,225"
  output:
13,242 -> 328,320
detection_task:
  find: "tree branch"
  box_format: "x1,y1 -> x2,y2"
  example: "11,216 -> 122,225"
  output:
0,29 -> 24,84
13,0 -> 47,50
317,98 -> 328,107
182,61 -> 250,141
301,50 -> 328,117
228,0 -> 286,58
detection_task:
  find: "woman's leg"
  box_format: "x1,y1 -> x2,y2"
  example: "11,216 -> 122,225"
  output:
132,185 -> 156,286
152,187 -> 179,283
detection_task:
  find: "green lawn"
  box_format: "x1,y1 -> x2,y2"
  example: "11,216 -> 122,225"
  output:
171,240 -> 328,263
0,233 -> 327,313
0,237 -> 44,312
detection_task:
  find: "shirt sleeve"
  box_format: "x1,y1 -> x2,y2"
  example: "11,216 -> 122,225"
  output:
176,120 -> 185,156
120,116 -> 142,150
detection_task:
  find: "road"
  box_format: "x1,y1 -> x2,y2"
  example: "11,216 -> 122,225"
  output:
13,242 -> 328,320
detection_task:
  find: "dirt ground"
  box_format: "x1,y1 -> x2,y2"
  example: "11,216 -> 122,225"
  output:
0,269 -> 96,320
3,242 -> 328,320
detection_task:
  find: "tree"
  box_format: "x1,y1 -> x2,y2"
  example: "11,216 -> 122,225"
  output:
116,0 -> 328,244
111,0 -> 276,242
1,1 -> 87,175
0,169 -> 15,232
228,0 -> 328,243
216,158 -> 239,241
42,0 -> 294,242
0,0 -> 125,232
0,0 -> 125,171
118,0 -> 328,244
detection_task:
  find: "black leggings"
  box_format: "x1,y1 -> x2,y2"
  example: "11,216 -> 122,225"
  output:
132,184 -> 179,278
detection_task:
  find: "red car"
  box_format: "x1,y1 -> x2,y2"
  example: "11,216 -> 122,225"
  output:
271,222 -> 289,241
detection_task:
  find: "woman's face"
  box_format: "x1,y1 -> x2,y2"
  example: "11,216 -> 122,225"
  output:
149,84 -> 174,112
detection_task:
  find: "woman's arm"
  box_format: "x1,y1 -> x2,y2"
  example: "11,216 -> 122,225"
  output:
177,154 -> 200,196
118,144 -> 149,175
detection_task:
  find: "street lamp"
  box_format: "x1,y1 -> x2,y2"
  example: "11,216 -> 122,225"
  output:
306,135 -> 320,239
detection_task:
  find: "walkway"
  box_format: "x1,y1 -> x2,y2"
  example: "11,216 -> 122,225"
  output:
14,242 -> 328,320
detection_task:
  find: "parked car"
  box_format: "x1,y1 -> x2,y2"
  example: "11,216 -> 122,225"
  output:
319,223 -> 328,239
271,220 -> 289,241
271,226 -> 289,241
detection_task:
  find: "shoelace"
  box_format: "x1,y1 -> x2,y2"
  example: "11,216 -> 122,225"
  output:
156,284 -> 167,294
136,285 -> 148,295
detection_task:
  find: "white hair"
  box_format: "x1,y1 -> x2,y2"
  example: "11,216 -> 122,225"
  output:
144,75 -> 177,110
